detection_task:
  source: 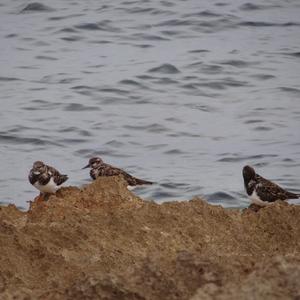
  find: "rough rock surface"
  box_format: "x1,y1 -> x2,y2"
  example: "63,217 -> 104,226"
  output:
0,176 -> 299,300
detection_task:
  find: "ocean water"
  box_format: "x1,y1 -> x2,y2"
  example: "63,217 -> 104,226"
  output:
0,0 -> 300,209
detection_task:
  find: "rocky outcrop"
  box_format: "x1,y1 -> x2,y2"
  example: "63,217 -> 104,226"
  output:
0,176 -> 299,299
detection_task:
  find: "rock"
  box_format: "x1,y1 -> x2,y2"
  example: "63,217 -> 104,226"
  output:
0,176 -> 299,299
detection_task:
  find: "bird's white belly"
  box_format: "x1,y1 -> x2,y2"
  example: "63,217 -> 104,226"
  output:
34,177 -> 59,194
127,185 -> 137,191
249,190 -> 271,207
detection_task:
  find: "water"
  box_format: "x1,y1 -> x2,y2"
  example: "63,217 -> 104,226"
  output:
0,0 -> 300,209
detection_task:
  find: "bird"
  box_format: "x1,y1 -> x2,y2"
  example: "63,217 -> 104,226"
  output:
28,161 -> 68,196
242,165 -> 299,206
82,157 -> 153,189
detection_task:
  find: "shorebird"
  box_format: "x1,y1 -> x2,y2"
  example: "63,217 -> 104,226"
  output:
28,161 -> 68,197
82,157 -> 153,189
242,165 -> 299,206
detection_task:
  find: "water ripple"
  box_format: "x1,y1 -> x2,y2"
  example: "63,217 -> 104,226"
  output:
239,3 -> 281,11
20,3 -> 55,13
124,123 -> 170,133
148,64 -> 180,74
64,103 -> 101,111
75,21 -> 121,32
0,76 -> 21,82
1,0 -> 299,208
0,133 -> 62,147
218,154 -> 278,163
239,21 -> 300,27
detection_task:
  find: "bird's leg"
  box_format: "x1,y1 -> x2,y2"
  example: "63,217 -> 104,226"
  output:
248,203 -> 262,212
35,192 -> 45,203
43,193 -> 50,201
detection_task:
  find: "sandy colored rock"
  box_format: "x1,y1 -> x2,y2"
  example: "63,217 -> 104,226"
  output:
0,176 -> 299,300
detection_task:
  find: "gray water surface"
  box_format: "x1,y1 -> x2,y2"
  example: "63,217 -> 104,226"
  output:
0,0 -> 300,209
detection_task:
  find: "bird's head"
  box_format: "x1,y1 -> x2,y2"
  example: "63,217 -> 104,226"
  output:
82,157 -> 103,169
242,165 -> 256,184
32,161 -> 46,175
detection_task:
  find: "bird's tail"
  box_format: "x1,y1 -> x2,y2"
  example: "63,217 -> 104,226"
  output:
58,174 -> 68,185
288,191 -> 300,199
135,178 -> 153,185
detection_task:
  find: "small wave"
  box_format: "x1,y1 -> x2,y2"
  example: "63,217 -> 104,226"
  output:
240,3 -> 281,11
165,117 -> 183,123
89,40 -> 113,44
150,190 -> 178,199
57,138 -> 88,144
74,147 -> 132,161
61,36 -> 84,42
122,7 -> 168,15
160,182 -> 189,189
253,126 -> 272,131
48,14 -> 84,21
64,103 -> 100,111
75,23 -> 102,30
132,44 -> 154,48
75,21 -> 121,32
197,79 -> 249,90
156,19 -> 192,27
0,76 -> 20,81
105,140 -> 124,147
58,78 -> 80,84
5,34 -> 18,39
71,85 -> 93,90
186,63 -> 223,74
119,79 -> 145,87
183,10 -> 221,18
58,27 -> 79,33
71,85 -> 94,96
148,64 -> 180,74
38,75 -> 78,85
184,103 -> 215,112
160,30 -> 183,37
282,158 -> 294,162
279,87 -> 300,95
218,154 -> 277,162
153,77 -> 178,85
219,59 -> 257,68
136,75 -> 157,80
58,127 -> 93,137
283,52 -> 300,58
146,144 -> 168,150
164,149 -> 185,155
0,134 -> 62,146
98,88 -> 130,95
188,49 -> 209,54
22,99 -> 64,111
244,119 -> 264,124
169,131 -> 202,138
131,33 -> 169,41
35,55 -> 58,61
215,2 -> 229,7
124,123 -> 169,133
20,3 -> 55,13
207,192 -> 235,201
250,74 -> 275,80
239,21 -> 300,27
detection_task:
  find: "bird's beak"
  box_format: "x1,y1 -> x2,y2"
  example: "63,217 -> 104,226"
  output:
82,164 -> 90,169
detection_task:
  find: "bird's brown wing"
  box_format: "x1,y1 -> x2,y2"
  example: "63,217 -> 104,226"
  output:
97,164 -> 142,185
47,166 -> 68,186
28,170 -> 38,185
256,175 -> 298,202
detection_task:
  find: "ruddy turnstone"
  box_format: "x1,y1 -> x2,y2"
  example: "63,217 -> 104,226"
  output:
242,165 -> 299,206
82,157 -> 153,188
28,161 -> 68,195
